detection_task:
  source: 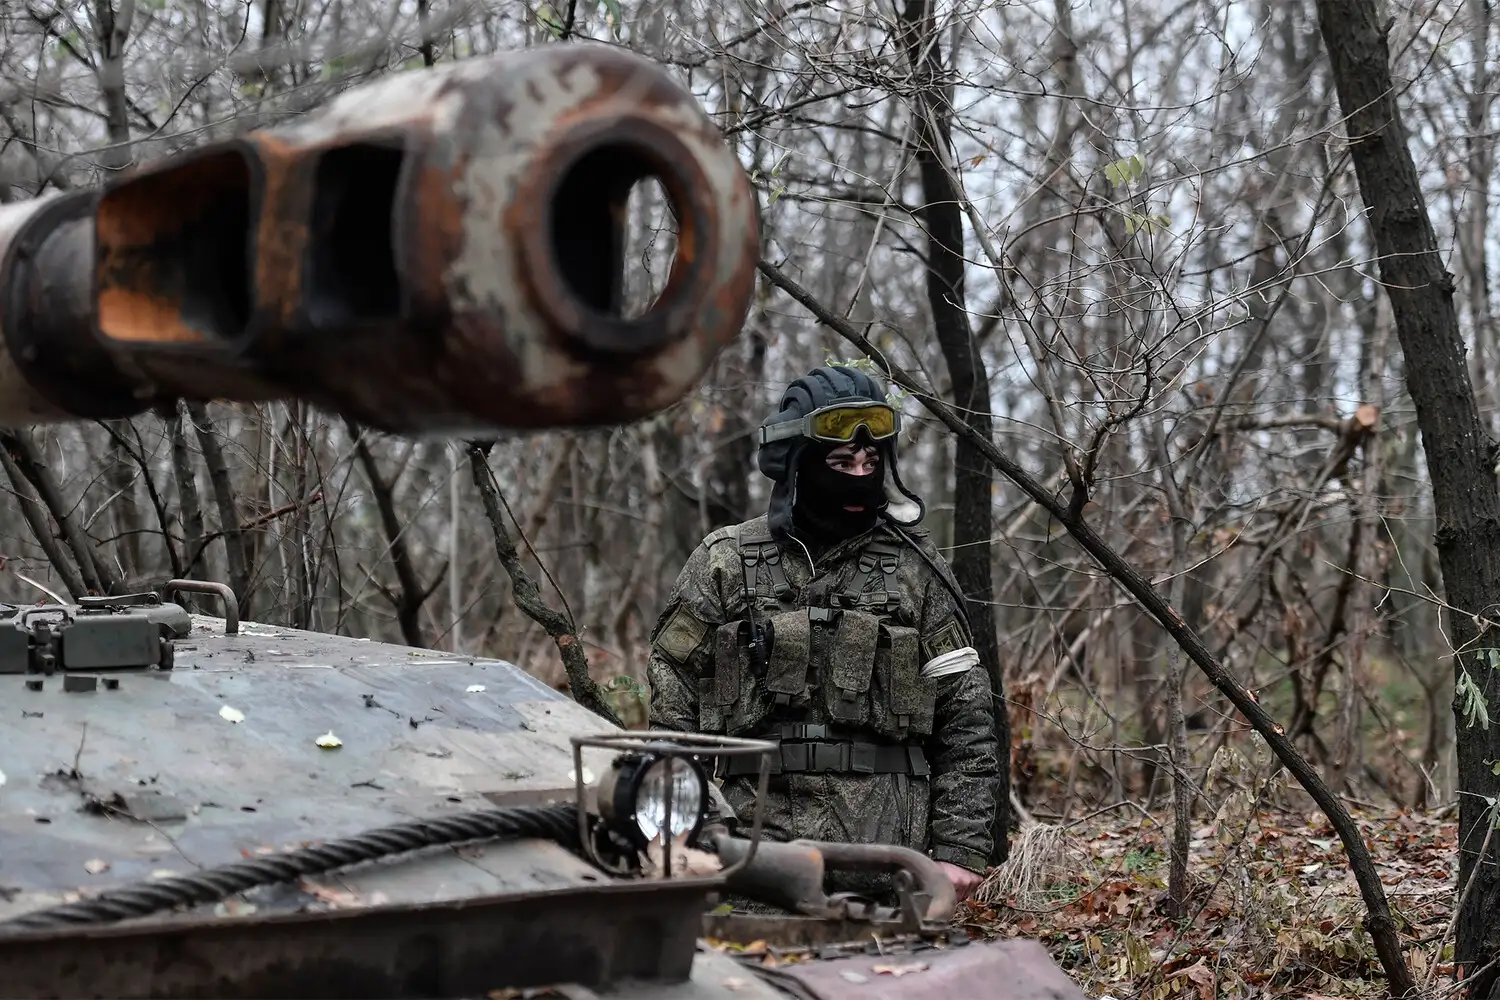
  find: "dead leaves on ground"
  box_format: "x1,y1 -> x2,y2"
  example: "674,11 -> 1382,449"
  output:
962,804 -> 1457,999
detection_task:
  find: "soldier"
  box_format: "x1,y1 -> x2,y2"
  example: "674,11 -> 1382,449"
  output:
646,364 -> 1001,902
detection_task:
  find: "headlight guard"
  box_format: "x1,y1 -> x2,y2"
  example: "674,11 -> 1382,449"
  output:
570,731 -> 774,881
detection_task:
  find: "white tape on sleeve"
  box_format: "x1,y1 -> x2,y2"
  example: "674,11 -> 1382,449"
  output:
920,646 -> 979,679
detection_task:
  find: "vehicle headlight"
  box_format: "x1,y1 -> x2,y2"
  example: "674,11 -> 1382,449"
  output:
597,751 -> 708,848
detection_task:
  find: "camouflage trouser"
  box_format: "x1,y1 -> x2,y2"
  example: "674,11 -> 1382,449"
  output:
716,769 -> 931,910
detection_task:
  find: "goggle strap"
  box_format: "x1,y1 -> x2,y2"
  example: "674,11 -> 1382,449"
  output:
759,422 -> 806,445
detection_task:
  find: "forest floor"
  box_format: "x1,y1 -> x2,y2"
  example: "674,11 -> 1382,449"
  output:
959,801 -> 1459,999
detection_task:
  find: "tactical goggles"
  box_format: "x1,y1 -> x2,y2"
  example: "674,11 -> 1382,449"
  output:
759,402 -> 900,446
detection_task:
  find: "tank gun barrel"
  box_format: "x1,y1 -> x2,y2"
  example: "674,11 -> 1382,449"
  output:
0,44 -> 760,434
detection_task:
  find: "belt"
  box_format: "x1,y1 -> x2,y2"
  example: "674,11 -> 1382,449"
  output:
774,723 -> 864,741
723,739 -> 929,777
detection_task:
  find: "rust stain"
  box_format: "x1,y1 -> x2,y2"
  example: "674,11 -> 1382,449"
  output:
95,288 -> 206,344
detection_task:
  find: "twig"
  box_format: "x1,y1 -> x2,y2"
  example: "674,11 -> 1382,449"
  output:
70,723 -> 88,776
465,442 -> 620,727
15,573 -> 65,604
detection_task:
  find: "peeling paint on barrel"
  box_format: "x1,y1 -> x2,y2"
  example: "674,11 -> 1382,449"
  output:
445,59 -> 606,394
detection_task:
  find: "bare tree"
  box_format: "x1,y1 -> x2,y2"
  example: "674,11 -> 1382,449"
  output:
1316,0 -> 1500,991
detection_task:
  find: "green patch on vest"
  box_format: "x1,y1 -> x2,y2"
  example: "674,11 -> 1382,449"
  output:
656,604 -> 712,664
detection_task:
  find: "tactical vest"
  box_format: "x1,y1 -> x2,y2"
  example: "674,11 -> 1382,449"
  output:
700,524 -> 937,778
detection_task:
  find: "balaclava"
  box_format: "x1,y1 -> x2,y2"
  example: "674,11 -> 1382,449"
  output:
790,436 -> 889,543
756,365 -> 925,542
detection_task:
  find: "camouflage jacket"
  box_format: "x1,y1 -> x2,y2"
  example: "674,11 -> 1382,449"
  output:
646,514 -> 998,873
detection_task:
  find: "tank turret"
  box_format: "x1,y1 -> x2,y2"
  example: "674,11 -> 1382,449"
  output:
0,43 -> 760,436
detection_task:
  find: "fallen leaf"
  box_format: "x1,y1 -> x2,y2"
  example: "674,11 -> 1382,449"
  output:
150,869 -> 178,880
300,880 -> 362,908
872,961 -> 929,977
1185,961 -> 1214,985
722,977 -> 748,991
1300,862 -> 1322,874
838,970 -> 869,983
466,684 -> 487,693
315,731 -> 343,749
219,705 -> 245,724
83,858 -> 110,874
213,898 -> 257,917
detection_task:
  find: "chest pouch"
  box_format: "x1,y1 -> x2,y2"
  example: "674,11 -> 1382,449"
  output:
872,623 -> 935,738
764,608 -> 810,708
715,616 -> 799,735
713,621 -> 749,710
825,609 -> 880,724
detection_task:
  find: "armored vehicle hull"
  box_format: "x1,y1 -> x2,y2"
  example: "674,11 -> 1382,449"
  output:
0,607 -> 1082,1000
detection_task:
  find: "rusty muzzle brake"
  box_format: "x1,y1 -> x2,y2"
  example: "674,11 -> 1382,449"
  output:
0,44 -> 760,434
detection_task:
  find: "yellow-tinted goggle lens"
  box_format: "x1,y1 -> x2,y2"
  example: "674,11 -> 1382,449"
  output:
807,404 -> 897,442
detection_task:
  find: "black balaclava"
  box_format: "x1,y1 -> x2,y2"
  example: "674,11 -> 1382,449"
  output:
790,438 -> 889,545
757,365 -> 926,542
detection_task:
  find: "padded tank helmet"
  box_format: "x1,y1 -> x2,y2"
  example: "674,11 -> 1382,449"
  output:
757,364 -> 924,536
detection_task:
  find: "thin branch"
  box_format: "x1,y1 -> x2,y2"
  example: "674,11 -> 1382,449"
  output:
466,441 -> 620,727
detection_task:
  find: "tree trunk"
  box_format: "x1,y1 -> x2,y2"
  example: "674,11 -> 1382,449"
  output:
352,425 -> 435,649
186,403 -> 252,618
897,0 -> 1009,866
0,431 -> 117,595
88,5 -> 144,583
171,402 -> 206,580
91,0 -> 134,173
0,447 -> 86,600
1462,0 -> 1495,420
1314,1 -> 1500,991
1152,419 -> 1195,916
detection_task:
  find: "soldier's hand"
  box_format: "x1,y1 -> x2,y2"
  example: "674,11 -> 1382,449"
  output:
937,861 -> 984,902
